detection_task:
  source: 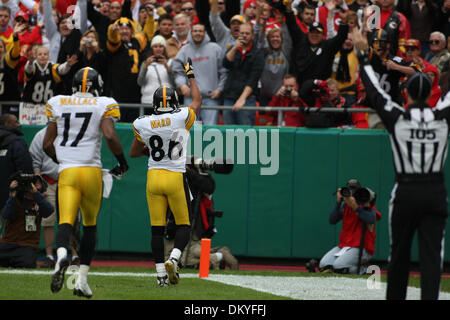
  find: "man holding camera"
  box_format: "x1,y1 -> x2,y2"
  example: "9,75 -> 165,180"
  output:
0,114 -> 34,237
266,74 -> 306,127
164,157 -> 237,270
0,174 -> 54,268
319,179 -> 381,274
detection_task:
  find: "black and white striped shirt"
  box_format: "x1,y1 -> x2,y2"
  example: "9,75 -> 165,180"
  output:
361,62 -> 450,177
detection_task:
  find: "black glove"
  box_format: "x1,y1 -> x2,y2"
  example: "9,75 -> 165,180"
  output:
183,57 -> 195,79
110,153 -> 129,180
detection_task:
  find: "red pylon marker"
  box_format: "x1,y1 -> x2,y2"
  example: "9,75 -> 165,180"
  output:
199,238 -> 211,278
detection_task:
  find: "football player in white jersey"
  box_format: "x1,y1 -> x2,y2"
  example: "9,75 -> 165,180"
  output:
43,67 -> 129,298
130,58 -> 201,286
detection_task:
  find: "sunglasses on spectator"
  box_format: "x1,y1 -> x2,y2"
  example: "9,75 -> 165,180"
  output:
430,40 -> 441,45
182,7 -> 194,11
15,18 -> 26,23
405,46 -> 418,51
218,1 -> 225,4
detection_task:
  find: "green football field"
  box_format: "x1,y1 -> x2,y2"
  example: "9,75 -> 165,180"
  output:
1,266 -> 450,300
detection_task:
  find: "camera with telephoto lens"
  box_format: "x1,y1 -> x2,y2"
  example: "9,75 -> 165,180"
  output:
340,186 -> 374,205
10,173 -> 46,193
191,156 -> 234,175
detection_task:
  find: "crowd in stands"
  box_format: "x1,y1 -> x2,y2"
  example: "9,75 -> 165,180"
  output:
0,0 -> 449,127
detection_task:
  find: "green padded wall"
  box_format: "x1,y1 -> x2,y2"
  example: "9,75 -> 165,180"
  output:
19,124 -> 450,262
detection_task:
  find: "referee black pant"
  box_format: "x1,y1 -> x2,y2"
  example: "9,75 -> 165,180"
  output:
387,181 -> 448,300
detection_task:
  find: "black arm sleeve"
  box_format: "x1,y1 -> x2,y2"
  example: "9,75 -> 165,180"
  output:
329,202 -> 344,225
33,192 -> 54,218
358,53 -> 403,131
284,10 -> 306,45
356,207 -> 376,224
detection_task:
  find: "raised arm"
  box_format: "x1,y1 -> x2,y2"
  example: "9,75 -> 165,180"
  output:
351,28 -> 402,131
182,58 -> 202,114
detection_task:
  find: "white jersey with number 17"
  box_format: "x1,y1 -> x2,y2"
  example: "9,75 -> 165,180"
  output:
132,107 -> 196,173
46,93 -> 120,172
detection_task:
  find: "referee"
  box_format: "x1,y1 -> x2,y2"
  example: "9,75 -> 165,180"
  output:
352,29 -> 449,300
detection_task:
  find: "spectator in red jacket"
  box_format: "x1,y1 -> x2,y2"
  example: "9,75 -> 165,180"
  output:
266,74 -> 305,127
315,0 -> 349,39
351,80 -> 369,129
423,64 -> 442,108
55,0 -> 77,16
13,11 -> 42,89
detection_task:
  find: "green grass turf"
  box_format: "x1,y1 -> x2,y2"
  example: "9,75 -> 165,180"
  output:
0,267 -> 289,300
0,267 -> 449,300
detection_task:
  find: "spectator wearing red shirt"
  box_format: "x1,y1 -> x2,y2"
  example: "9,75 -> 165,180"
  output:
264,74 -> 305,127
295,4 -> 315,34
423,64 -> 442,108
13,11 -> 42,89
55,0 -> 77,16
315,0 -> 349,39
365,0 -> 411,56
319,179 -> 381,275
351,80 -> 369,129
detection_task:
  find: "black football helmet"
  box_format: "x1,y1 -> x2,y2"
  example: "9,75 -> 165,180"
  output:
72,67 -> 103,96
373,29 -> 389,42
153,86 -> 179,114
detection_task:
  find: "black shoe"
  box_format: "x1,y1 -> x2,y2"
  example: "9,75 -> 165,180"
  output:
71,256 -> 81,266
51,258 -> 70,293
306,259 -> 318,273
41,257 -> 56,269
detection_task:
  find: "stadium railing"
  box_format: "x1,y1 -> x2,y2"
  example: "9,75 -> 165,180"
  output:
0,101 -> 376,126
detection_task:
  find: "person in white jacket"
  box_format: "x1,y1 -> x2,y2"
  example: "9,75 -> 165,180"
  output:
137,35 -> 174,105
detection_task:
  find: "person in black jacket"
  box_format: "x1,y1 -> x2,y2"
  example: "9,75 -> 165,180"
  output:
275,0 -> 349,87
222,22 -> 265,125
0,174 -> 53,268
87,0 -> 133,51
55,14 -> 83,95
0,114 -> 34,235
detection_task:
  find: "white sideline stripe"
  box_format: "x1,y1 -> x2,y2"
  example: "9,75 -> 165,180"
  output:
1,270 -> 450,300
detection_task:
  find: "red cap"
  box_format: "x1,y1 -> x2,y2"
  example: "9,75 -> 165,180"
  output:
405,38 -> 420,49
15,11 -> 29,22
243,0 -> 256,13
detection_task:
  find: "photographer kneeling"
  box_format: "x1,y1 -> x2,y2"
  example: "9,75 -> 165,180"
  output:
164,157 -> 238,270
319,179 -> 381,275
0,174 -> 54,268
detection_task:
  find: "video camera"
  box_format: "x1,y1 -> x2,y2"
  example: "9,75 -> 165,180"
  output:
10,173 -> 47,193
190,156 -> 234,175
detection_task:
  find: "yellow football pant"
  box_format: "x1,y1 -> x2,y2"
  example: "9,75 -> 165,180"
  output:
146,169 -> 190,227
58,167 -> 102,227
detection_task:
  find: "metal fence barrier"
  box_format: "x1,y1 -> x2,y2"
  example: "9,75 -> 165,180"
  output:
0,100 -> 376,127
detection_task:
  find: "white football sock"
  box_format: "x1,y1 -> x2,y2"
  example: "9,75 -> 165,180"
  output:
169,248 -> 182,262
